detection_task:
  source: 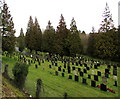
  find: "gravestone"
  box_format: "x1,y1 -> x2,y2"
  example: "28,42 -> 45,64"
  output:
105,73 -> 109,78
94,75 -> 98,81
100,84 -> 107,91
58,67 -> 61,71
62,73 -> 64,77
76,62 -> 78,66
72,62 -> 74,65
52,62 -> 54,65
83,69 -> 87,73
68,69 -> 71,73
68,75 -> 72,79
63,69 -> 65,72
64,63 -> 66,68
94,64 -> 97,69
35,64 -> 38,68
113,69 -> 117,76
49,65 -> 52,68
105,69 -> 109,74
84,63 -> 87,67
91,80 -> 96,87
88,74 -> 91,79
107,65 -> 111,69
86,67 -> 90,70
80,71 -> 84,77
80,63 -> 82,66
67,66 -> 70,70
113,81 -> 117,86
91,70 -> 94,75
55,71 -> 58,76
97,71 -> 101,76
72,67 -> 75,70
78,68 -> 81,72
113,76 -> 117,81
55,63 -> 57,66
74,75 -> 79,82
82,78 -> 87,84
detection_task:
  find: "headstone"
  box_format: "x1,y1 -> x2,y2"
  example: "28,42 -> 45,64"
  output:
91,80 -> 96,87
52,62 -> 54,65
68,69 -> 71,73
94,64 -> 97,69
105,69 -> 109,74
94,75 -> 98,81
72,62 -> 74,65
63,69 -> 65,72
73,70 -> 78,76
68,75 -> 72,79
113,76 -> 117,81
97,71 -> 101,76
80,71 -> 83,77
62,73 -> 64,77
35,64 -> 38,68
86,67 -> 90,70
78,68 -> 81,72
76,62 -> 78,66
84,63 -> 87,67
107,65 -> 111,69
55,63 -> 57,66
49,65 -> 52,68
72,67 -> 75,70
100,84 -> 107,91
105,73 -> 109,78
88,74 -> 91,79
55,71 -> 58,76
83,69 -> 87,73
58,67 -> 61,71
82,78 -> 87,84
113,69 -> 117,76
64,63 -> 66,68
80,63 -> 82,66
91,70 -> 94,75
113,81 -> 117,86
74,75 -> 79,82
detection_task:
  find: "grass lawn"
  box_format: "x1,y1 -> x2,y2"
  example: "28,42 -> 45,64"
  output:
2,54 -> 119,97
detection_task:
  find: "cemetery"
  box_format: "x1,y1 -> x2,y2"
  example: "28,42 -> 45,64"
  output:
2,51 -> 119,97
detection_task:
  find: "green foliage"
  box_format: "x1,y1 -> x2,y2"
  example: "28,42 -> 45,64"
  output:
18,28 -> 25,52
12,62 -> 29,89
42,20 -> 56,54
1,2 -> 15,53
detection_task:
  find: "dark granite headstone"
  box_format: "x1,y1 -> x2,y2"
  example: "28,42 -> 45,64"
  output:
107,65 -> 111,69
113,69 -> 117,76
80,63 -> 82,66
91,80 -> 96,87
94,75 -> 98,81
74,75 -> 79,82
100,84 -> 107,91
55,71 -> 58,76
62,73 -> 64,77
83,69 -> 87,73
78,68 -> 81,72
105,73 -> 109,78
68,75 -> 72,79
64,63 -> 66,68
84,63 -> 87,67
82,78 -> 87,84
55,63 -> 57,66
88,74 -> 91,79
72,67 -> 75,70
76,62 -> 78,66
97,71 -> 101,76
68,69 -> 71,73
105,69 -> 109,74
72,62 -> 74,65
49,65 -> 52,68
63,69 -> 65,72
114,81 -> 117,86
80,71 -> 83,77
35,64 -> 38,68
94,64 -> 97,69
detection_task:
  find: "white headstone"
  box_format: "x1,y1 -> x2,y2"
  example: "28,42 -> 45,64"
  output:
91,70 -> 94,75
113,76 -> 117,80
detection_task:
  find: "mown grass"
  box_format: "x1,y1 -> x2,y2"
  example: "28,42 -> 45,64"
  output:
2,55 -> 119,97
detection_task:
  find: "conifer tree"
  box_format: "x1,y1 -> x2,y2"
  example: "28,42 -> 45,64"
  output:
42,20 -> 55,54
69,17 -> 83,56
18,28 -> 25,52
56,14 -> 70,56
2,1 -> 15,53
99,3 -> 114,32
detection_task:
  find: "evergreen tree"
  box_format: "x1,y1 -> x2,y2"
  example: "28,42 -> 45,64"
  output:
42,20 -> 55,54
56,14 -> 70,56
99,3 -> 114,32
69,17 -> 83,56
2,1 -> 15,53
33,17 -> 42,51
18,28 -> 25,52
25,16 -> 34,51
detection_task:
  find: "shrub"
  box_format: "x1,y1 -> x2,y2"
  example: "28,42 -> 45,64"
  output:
12,62 -> 29,89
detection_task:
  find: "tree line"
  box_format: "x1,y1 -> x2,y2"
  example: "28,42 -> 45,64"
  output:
1,1 -> 120,61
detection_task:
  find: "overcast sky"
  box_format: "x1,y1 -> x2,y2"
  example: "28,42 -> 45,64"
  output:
3,0 -> 119,36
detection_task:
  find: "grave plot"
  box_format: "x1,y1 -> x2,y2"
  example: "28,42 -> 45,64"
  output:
2,52 -> 119,97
